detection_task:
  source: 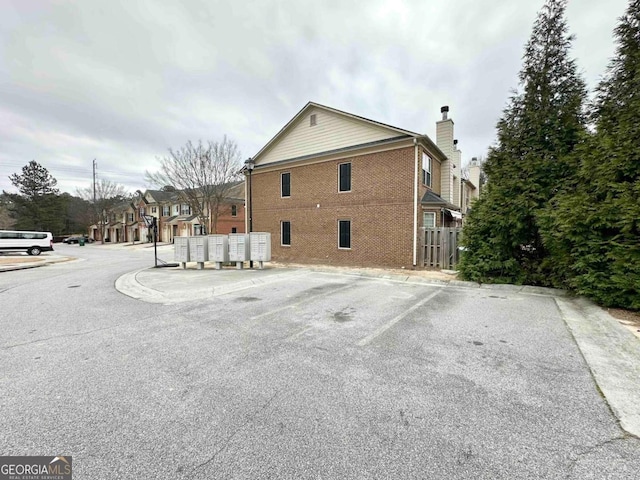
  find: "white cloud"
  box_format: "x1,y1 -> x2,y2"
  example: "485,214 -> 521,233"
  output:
0,0 -> 630,194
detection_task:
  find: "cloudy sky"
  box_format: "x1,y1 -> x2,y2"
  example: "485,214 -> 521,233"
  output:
0,0 -> 629,195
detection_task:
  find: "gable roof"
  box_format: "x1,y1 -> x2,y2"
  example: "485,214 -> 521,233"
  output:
252,102 -> 447,166
145,190 -> 178,203
142,182 -> 243,204
224,181 -> 245,201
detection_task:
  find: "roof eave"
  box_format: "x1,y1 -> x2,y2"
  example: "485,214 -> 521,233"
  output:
415,135 -> 448,162
251,135 -> 415,171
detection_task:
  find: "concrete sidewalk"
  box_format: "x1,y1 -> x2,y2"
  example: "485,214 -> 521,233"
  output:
116,263 -> 640,439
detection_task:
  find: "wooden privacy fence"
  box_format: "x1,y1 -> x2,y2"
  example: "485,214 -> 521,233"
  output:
423,227 -> 462,269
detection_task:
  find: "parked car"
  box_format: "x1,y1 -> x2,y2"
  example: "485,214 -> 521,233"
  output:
0,230 -> 54,255
62,236 -> 95,244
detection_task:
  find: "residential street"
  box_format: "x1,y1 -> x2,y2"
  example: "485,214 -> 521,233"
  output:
1,244 -> 639,479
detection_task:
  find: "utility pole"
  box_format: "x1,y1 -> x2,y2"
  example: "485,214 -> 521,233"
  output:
92,159 -> 97,203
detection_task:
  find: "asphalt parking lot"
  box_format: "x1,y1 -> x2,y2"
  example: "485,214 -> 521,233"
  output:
2,258 -> 639,479
115,267 -> 640,478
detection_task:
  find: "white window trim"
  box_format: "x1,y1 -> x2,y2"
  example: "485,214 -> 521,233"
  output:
423,212 -> 436,228
338,162 -> 352,193
281,172 -> 291,198
338,219 -> 351,250
281,221 -> 291,247
422,152 -> 432,188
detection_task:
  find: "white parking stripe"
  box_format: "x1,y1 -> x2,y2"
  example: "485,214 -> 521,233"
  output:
356,288 -> 443,346
250,282 -> 359,320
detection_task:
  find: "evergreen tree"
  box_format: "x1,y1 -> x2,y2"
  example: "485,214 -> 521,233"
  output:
459,0 -> 587,285
541,0 -> 640,309
9,160 -> 59,198
0,193 -> 16,229
59,193 -> 93,235
4,161 -> 65,233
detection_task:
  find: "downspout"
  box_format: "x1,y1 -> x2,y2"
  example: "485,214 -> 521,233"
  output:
413,138 -> 418,267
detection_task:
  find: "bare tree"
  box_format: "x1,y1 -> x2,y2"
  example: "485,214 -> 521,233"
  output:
146,136 -> 242,234
76,179 -> 129,243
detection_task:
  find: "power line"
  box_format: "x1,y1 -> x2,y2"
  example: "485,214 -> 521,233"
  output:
0,162 -> 150,179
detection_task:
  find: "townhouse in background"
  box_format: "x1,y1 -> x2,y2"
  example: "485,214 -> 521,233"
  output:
461,157 -> 482,215
245,102 -> 478,269
90,182 -> 245,243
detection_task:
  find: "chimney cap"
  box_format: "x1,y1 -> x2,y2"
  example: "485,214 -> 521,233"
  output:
440,106 -> 449,113
453,139 -> 458,145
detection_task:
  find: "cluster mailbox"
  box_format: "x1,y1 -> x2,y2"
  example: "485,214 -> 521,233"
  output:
174,236 -> 190,268
228,234 -> 250,269
172,232 -> 271,270
208,235 -> 229,269
189,236 -> 209,269
250,232 -> 271,269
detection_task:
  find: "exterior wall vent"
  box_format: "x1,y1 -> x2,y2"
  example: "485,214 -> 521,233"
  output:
310,114 -> 317,126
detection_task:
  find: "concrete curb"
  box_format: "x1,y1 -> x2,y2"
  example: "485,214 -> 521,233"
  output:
555,296 -> 640,438
115,268 -> 311,304
114,268 -> 166,303
0,255 -> 76,273
0,261 -> 47,272
115,264 -> 569,306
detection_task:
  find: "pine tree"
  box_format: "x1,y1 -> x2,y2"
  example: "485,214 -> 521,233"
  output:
542,0 -> 640,309
459,0 -> 587,285
9,160 -> 60,198
4,161 -> 65,233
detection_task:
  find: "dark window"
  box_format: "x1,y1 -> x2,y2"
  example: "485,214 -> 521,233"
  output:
339,162 -> 351,192
281,172 -> 291,197
231,204 -> 237,217
231,227 -> 237,233
281,221 -> 291,246
338,220 -> 351,249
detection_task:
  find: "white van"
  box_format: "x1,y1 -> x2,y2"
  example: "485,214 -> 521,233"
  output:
0,230 -> 54,256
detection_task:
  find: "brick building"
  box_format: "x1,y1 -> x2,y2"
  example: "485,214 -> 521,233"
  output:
245,102 -> 463,268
